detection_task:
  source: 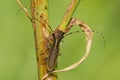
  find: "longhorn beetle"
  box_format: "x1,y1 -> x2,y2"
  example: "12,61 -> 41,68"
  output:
47,29 -> 65,73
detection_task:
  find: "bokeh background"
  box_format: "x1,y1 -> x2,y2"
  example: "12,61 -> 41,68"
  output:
0,0 -> 120,80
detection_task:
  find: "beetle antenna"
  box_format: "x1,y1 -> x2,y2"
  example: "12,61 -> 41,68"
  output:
64,30 -> 106,47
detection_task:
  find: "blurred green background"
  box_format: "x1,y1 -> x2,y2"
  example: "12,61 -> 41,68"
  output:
0,0 -> 120,80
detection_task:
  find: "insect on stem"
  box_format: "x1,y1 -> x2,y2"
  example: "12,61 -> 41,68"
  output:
47,30 -> 64,73
42,18 -> 93,80
16,0 -> 94,80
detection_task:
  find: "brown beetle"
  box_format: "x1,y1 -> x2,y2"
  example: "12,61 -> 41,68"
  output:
47,30 -> 64,73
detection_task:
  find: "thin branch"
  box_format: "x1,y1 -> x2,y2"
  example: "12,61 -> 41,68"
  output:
16,0 -> 32,21
58,0 -> 81,32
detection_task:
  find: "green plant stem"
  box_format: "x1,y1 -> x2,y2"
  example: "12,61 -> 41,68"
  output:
31,0 -> 56,80
58,0 -> 80,32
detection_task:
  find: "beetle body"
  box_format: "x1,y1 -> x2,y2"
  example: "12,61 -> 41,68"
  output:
47,30 -> 64,72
